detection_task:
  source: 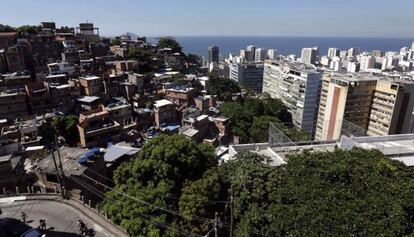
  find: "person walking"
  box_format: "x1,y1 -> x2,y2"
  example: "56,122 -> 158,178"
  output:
77,220 -> 87,236
39,219 -> 47,229
21,212 -> 27,223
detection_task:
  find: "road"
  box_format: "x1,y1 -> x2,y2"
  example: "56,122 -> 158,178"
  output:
1,197 -> 119,237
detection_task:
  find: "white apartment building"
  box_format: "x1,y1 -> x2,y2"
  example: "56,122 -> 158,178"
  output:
263,60 -> 322,137
255,48 -> 267,62
301,47 -> 318,65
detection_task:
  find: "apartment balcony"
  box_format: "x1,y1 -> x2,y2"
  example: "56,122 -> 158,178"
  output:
373,98 -> 394,108
374,93 -> 396,102
372,103 -> 393,113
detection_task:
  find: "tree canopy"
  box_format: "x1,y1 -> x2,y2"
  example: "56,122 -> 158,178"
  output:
180,149 -> 414,237
101,131 -> 414,237
16,25 -> 38,35
0,24 -> 15,32
207,77 -> 241,101
127,47 -> 154,73
102,134 -> 216,236
156,37 -> 182,53
51,115 -> 79,146
219,96 -> 303,143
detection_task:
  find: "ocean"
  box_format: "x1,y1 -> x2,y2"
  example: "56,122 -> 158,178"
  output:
151,36 -> 414,59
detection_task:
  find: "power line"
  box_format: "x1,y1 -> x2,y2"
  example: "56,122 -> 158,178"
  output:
103,186 -> 197,237
85,168 -> 115,185
80,173 -> 214,225
67,178 -> 195,237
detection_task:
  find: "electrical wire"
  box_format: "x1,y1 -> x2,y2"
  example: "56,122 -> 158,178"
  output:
80,173 -> 214,225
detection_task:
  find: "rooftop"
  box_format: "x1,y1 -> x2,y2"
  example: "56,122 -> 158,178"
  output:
76,96 -> 100,103
37,146 -> 89,176
81,75 -> 101,81
154,99 -> 173,108
104,145 -> 140,163
179,126 -> 199,138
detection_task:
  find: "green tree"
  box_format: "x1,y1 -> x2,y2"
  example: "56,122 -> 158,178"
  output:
128,47 -> 152,62
102,134 -> 216,236
220,101 -> 252,142
52,115 -> 79,146
111,37 -> 121,45
207,77 -> 241,101
156,37 -> 182,53
249,116 -> 280,143
179,168 -> 228,234
16,25 -> 37,35
0,24 -> 15,32
230,150 -> 414,236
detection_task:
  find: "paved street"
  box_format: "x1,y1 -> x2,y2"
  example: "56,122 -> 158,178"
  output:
1,198 -> 115,237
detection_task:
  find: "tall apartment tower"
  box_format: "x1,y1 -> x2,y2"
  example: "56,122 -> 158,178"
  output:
267,49 -> 278,60
208,45 -> 219,64
328,48 -> 340,58
359,55 -> 375,71
301,47 -> 318,65
348,47 -> 360,58
255,48 -> 267,62
315,73 -> 377,141
229,62 -> 264,92
263,60 -> 322,138
367,80 -> 414,136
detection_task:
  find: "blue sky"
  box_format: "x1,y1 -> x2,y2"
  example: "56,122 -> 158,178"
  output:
1,0 -> 413,37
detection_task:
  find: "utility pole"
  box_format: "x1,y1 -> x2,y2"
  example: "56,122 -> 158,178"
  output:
55,135 -> 66,196
214,212 -> 218,237
54,134 -> 67,198
51,150 -> 65,198
230,187 -> 234,237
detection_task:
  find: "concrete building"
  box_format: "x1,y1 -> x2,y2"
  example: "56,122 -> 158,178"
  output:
320,56 -> 331,67
301,47 -> 318,65
0,32 -> 17,50
127,73 -> 145,94
247,45 -> 256,59
77,105 -> 121,147
267,49 -> 278,60
255,48 -> 267,62
329,56 -> 342,72
48,83 -> 78,113
114,60 -> 139,73
367,80 -> 414,136
25,82 -> 53,115
79,75 -> 103,96
47,61 -> 76,76
105,100 -> 136,131
5,46 -> 26,72
359,55 -> 375,71
208,45 -> 219,64
75,23 -> 100,42
262,60 -> 322,137
348,47 -> 360,58
347,62 -> 360,73
315,73 -> 378,141
166,87 -> 196,106
0,89 -> 28,119
154,99 -> 177,127
328,48 -> 340,58
229,62 -> 264,92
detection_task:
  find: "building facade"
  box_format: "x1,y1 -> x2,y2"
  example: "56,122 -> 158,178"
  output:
315,73 -> 377,141
263,60 -> 322,137
367,80 -> 414,136
229,62 -> 264,92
